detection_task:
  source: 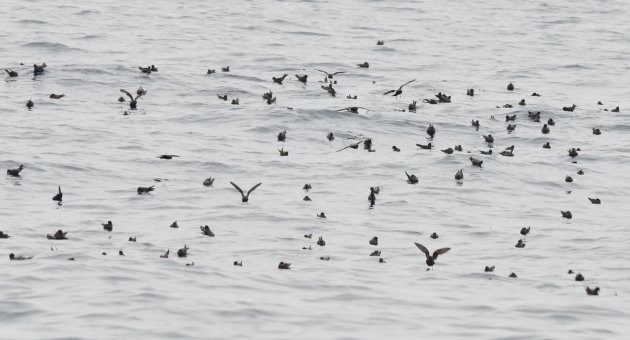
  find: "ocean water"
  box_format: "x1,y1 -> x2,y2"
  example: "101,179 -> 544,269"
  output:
1,0 -> 630,339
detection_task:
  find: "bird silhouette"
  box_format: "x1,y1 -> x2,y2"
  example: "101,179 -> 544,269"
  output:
230,182 -> 262,203
383,79 -> 416,97
414,242 -> 450,268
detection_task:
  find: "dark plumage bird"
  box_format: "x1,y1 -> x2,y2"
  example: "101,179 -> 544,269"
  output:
207,69 -> 216,74
317,69 -> 345,79
47,230 -> 68,240
505,114 -> 516,122
565,175 -> 573,183
277,130 -> 287,141
547,118 -> 555,126
52,186 -> 63,203
50,94 -> 65,99
588,198 -> 601,204
592,127 -> 601,135
430,232 -> 439,239
532,92 -> 541,97
5,69 -> 18,77
454,145 -> 463,151
392,145 -> 400,152
158,155 -> 179,160
295,74 -> 308,83
137,186 -> 154,194
435,92 -> 451,103
520,226 -> 530,236
561,211 -> 572,219
10,253 -> 32,260
129,237 -> 136,242
222,66 -> 230,72
509,272 -> 518,278
102,220 -> 113,232
483,134 -> 494,143
177,245 -> 189,257
518,99 -> 526,106
575,273 -> 585,281
507,83 -> 514,91
0,231 -> 10,238
369,237 -> 378,246
160,249 -> 170,258
485,266 -> 495,272
408,100 -> 417,112
278,262 -> 291,269
426,124 -> 436,138
471,120 -> 480,128
303,196 -> 311,201
585,287 -> 599,296
217,94 -> 228,101
139,66 -> 152,74
405,171 -> 418,184
612,106 -> 620,112
357,62 -> 369,68
370,250 -> 381,256
317,212 -> 326,218
377,40 -> 384,45
7,164 -> 24,177
230,182 -> 262,203
454,169 -> 463,180
577,169 -> 584,175
203,177 -> 215,186
383,79 -> 415,97
442,147 -> 454,154
272,73 -> 288,84
416,142 -> 432,150
541,124 -> 550,134
467,89 -> 474,96
120,89 -> 144,109
414,242 -> 450,268
499,149 -> 513,157
568,148 -> 579,158
515,239 -> 526,248
200,225 -> 215,237
563,104 -> 576,112
278,148 -> 288,156
26,99 -> 34,109
231,98 -> 239,105
336,140 -> 365,152
327,132 -> 334,141
470,157 -> 483,167
543,142 -> 551,149
507,124 -> 516,131
170,221 -> 179,228
317,236 -> 326,246
303,184 -> 312,190
234,261 -> 243,266
33,63 -> 47,75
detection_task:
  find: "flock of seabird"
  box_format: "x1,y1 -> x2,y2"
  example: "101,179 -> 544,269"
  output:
3,43 -> 621,296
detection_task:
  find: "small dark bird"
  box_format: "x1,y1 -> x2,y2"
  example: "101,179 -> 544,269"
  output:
543,142 -> 551,149
509,272 -> 518,278
568,269 -> 574,274
368,192 -> 376,205
405,171 -> 418,184
383,79 -> 416,97
532,92 -> 541,97
499,149 -> 513,157
150,65 -> 158,72
592,127 -> 601,135
577,169 -> 584,175
505,114 -> 516,122
119,250 -> 125,256
416,142 -> 432,150
4,69 -> 18,77
317,236 -> 326,246
278,262 -> 291,269
575,273 -> 585,281
423,98 -> 438,104
200,225 -> 215,237
585,287 -> 599,296
377,40 -> 384,45
471,120 -> 480,128
515,239 -> 526,248
120,89 -> 144,110
565,175 -> 573,182
483,134 -> 494,143
277,130 -> 287,141
588,198 -> 601,204
203,177 -> 215,186
267,97 -> 276,104
102,220 -> 113,232
139,66 -> 152,74
33,63 -> 47,75
568,148 -> 579,158
470,157 -> 483,167
118,96 -> 125,102
263,90 -> 273,100
160,249 -> 170,258
357,62 -> 369,68
507,83 -> 514,91
336,140 -> 365,152
369,237 -> 378,246
485,266 -> 495,272
47,230 -> 68,240
442,148 -> 454,154
392,145 -> 401,152
7,164 -> 24,177
303,196 -> 311,201
507,124 -> 516,131
467,89 -> 474,96
561,211 -> 572,219
278,148 -> 288,156
454,145 -> 463,152
520,227 -> 530,236
170,221 -> 179,228
222,66 -> 230,72
317,212 -> 326,218
217,94 -> 228,101
370,250 -> 381,256
480,149 -> 493,155
52,186 -> 63,203
327,132 -> 334,141
26,99 -> 34,109
454,169 -> 463,180
177,245 -> 189,257
303,184 -> 312,190
234,261 -> 243,266
137,186 -> 155,194
612,106 -> 620,112
547,118 -> 555,126
503,104 -> 513,108
295,74 -> 308,83
50,94 -> 65,99
518,99 -> 526,106
207,69 -> 216,74
316,69 -> 345,79
426,124 -> 436,138
541,124 -> 550,134
231,98 -> 239,105
435,92 -> 451,103
563,104 -> 576,112
414,242 -> 450,268
0,231 -> 9,239
304,233 -> 312,239
230,182 -> 262,203
158,154 -> 179,160
273,73 -> 288,84
408,100 -> 417,112
9,253 -> 32,261
430,232 -> 439,239
128,237 -> 136,242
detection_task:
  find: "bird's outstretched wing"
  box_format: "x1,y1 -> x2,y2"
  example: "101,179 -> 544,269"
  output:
331,71 -> 345,76
383,90 -> 395,95
399,79 -> 416,89
405,172 -> 413,181
433,247 -> 451,259
58,186 -> 62,194
230,182 -> 245,198
415,242 -> 430,258
315,69 -> 330,76
247,183 -> 262,196
120,89 -> 134,101
336,140 -> 363,152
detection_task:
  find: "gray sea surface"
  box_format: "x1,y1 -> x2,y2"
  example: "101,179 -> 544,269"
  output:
1,0 -> 630,339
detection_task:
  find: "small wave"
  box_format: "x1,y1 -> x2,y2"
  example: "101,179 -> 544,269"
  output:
21,42 -> 81,51
17,19 -> 48,25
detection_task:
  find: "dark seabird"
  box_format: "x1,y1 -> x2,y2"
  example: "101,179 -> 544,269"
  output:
278,262 -> 291,269
139,66 -> 152,75
52,186 -> 63,203
502,104 -> 513,108
506,114 -> 516,122
222,66 -> 230,72
585,287 -> 599,296
518,99 -> 526,106
515,239 -> 526,248
304,233 -> 312,239
207,69 -> 216,74
454,145 -> 463,151
371,187 -> 380,195
470,157 -> 483,167
317,212 -> 326,218
369,237 -> 378,246
33,63 -> 47,75
427,124 -> 436,138
416,142 -> 432,150
592,127 -> 601,135
170,221 -> 179,228
507,124 -> 516,131
119,250 -> 125,256
217,95 -> 228,101
370,250 -> 381,256
509,272 -> 518,278
303,184 -> 312,190
177,245 -> 189,257
383,79 -> 415,97
231,98 -> 239,105
423,98 -> 438,104
295,74 -> 308,83
272,73 -> 288,84
26,99 -> 34,109
435,92 -> 451,103
612,106 -> 620,112
561,211 -> 572,219
499,149 -> 513,157
483,134 -> 494,143
267,97 -> 276,104
129,237 -> 136,242
379,258 -> 386,263
303,196 -> 311,201
158,155 -> 179,160
200,225 -> 215,237
317,236 -> 326,246
485,266 -> 495,272
50,94 -> 65,99
471,119 -> 480,128
160,249 -> 170,258
542,124 -> 550,134
547,118 -> 555,126
4,69 -> 18,77
137,186 -> 154,194
377,40 -> 384,45
278,130 -> 287,141
392,145 -> 400,152
563,104 -> 576,112
327,132 -> 334,141
455,169 -> 463,180
405,172 -> 418,184
565,175 -> 573,182
568,148 -> 579,157
320,256 -> 330,261
336,140 -> 365,152
467,89 -> 474,96
47,230 -> 68,240
316,69 -> 345,79
230,182 -> 262,203
414,242 -> 450,268
577,169 -> 584,175
442,148 -> 454,154
430,232 -> 439,239
102,220 -> 113,232
120,89 -> 144,109
118,96 -> 125,102
532,92 -> 541,97
575,273 -> 585,281
0,231 -> 9,239
408,100 -> 417,112
543,142 -> 551,149
568,269 -> 574,274
357,62 -> 369,68
203,177 -> 215,186
278,148 -> 288,156
9,253 -> 32,261
588,198 -> 601,204
520,227 -> 530,236
7,164 -> 24,177
507,83 -> 514,91
234,261 -> 243,266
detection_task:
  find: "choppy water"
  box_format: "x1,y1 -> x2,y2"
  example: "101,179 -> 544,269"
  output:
2,0 -> 630,339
